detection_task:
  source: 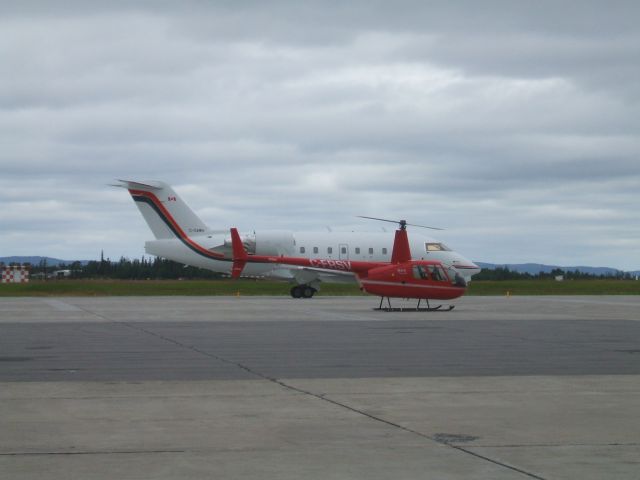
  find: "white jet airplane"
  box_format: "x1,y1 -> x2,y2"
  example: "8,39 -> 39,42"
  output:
117,180 -> 480,298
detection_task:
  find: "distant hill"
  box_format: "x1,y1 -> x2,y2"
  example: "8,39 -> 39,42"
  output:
0,256 -> 90,266
477,262 -> 640,277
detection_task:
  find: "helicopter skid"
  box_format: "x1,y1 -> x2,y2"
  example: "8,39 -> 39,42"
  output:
374,305 -> 455,312
375,297 -> 455,312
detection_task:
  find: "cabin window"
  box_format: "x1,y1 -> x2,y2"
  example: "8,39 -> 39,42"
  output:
355,247 -> 360,254
313,247 -> 318,254
327,247 -> 333,254
368,247 -> 374,255
425,243 -> 451,252
300,247 -> 306,254
427,265 -> 447,282
413,265 -> 429,280
341,247 -> 347,254
382,248 -> 388,255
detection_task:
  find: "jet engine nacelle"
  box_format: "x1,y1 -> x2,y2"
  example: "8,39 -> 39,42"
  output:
254,230 -> 296,256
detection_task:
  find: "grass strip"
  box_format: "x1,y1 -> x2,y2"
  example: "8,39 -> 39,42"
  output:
1,279 -> 639,297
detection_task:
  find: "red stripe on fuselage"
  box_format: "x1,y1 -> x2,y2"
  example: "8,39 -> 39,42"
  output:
129,189 -> 225,260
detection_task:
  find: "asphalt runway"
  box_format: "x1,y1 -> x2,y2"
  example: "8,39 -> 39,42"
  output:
1,296 -> 640,479
2,318 -> 640,382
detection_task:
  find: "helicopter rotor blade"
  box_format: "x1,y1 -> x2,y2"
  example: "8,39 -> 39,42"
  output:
404,222 -> 444,231
357,216 -> 444,231
357,216 -> 397,224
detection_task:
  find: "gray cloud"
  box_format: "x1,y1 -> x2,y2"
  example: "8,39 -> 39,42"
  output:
0,1 -> 638,269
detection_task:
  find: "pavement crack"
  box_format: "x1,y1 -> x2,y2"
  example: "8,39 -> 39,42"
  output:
270,380 -> 549,480
114,322 -> 276,381
118,321 -> 549,480
65,304 -> 112,322
451,446 -> 547,480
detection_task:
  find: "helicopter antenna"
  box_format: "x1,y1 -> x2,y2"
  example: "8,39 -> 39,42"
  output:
357,216 -> 444,231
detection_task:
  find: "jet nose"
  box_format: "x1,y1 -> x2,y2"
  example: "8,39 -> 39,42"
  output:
452,258 -> 481,278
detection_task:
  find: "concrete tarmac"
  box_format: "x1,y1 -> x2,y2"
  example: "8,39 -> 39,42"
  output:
1,295 -> 639,479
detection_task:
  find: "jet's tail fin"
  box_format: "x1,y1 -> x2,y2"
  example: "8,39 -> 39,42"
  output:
116,180 -> 208,240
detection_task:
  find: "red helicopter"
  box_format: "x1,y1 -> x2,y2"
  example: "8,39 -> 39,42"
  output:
229,219 -> 467,311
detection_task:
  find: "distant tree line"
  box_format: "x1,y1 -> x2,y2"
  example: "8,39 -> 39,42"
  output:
474,266 -> 637,281
25,256 -> 226,280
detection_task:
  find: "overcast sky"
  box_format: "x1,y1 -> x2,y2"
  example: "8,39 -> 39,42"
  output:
1,1 -> 638,269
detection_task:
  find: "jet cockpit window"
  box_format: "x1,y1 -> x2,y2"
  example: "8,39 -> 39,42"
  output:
425,243 -> 451,252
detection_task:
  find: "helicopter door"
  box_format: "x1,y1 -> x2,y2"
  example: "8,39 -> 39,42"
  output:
339,244 -> 349,260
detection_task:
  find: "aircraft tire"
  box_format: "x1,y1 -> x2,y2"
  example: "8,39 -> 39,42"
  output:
302,286 -> 316,298
291,286 -> 303,298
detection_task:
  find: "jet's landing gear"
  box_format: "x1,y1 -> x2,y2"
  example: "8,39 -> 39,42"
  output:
290,285 -> 317,299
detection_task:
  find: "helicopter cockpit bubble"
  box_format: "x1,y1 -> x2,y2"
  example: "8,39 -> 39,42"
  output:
445,266 -> 467,288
